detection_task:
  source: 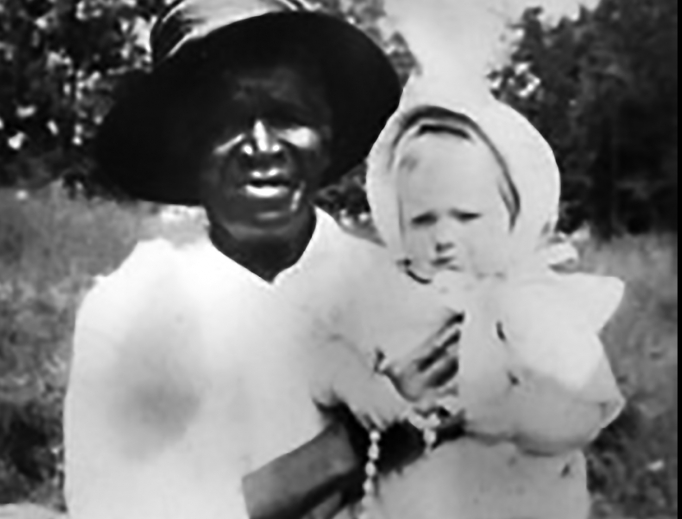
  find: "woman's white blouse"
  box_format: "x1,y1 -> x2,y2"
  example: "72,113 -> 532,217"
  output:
63,210 -> 377,519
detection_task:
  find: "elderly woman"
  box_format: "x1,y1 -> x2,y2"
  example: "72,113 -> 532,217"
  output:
62,1 -> 467,518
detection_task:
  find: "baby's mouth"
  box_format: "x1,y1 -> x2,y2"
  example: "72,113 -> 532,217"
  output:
433,257 -> 461,270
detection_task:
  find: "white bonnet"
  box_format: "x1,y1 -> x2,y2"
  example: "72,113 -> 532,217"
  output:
366,78 -> 571,272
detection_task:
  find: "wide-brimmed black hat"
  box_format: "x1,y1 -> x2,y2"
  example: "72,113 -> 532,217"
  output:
94,0 -> 402,205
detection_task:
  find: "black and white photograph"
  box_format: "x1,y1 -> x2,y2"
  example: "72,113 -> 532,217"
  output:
0,0 -> 677,518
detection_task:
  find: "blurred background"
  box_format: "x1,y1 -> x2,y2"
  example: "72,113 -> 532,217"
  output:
0,0 -> 677,518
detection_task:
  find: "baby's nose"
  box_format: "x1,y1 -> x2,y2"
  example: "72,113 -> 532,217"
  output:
435,240 -> 455,254
434,226 -> 457,251
433,218 -> 462,253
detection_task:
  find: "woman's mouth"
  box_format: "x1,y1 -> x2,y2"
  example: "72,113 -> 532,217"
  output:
242,178 -> 299,200
237,176 -> 307,219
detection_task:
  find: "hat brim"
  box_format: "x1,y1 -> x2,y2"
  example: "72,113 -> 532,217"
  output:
94,12 -> 402,206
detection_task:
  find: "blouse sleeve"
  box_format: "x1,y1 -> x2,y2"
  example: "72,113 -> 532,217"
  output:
456,273 -> 626,455
498,272 -> 626,424
63,241 -> 251,519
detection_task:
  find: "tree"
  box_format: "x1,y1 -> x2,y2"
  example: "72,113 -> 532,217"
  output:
493,0 -> 678,236
0,0 -> 171,188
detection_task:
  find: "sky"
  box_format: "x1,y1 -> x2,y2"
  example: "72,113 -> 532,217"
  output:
392,0 -> 603,25
519,0 -> 600,20
383,0 -> 602,85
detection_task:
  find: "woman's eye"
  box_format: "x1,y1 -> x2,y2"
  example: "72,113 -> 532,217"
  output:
279,126 -> 323,149
268,108 -> 315,129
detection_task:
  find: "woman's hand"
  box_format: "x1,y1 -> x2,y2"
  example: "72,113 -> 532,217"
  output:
383,313 -> 463,403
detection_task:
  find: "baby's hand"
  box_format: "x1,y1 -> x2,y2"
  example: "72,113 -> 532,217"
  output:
313,336 -> 409,431
334,367 -> 410,431
409,392 -> 465,422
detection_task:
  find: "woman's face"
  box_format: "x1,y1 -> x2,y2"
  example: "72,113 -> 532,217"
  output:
397,131 -> 512,280
197,64 -> 332,244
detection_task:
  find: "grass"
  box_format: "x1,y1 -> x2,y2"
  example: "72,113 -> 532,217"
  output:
0,184 -> 677,518
579,234 -> 678,519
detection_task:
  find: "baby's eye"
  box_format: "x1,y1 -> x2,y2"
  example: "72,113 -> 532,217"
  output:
411,213 -> 438,228
451,210 -> 482,223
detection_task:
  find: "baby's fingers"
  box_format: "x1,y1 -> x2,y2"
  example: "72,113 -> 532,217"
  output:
434,372 -> 461,399
421,314 -> 464,365
411,393 -> 463,419
351,395 -> 406,431
423,350 -> 460,389
394,313 -> 463,372
437,395 -> 464,417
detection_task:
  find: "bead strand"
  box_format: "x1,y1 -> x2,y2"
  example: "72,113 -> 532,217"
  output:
357,429 -> 382,519
403,409 -> 441,452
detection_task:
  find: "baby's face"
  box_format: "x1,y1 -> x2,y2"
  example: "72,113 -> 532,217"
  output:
397,132 -> 511,280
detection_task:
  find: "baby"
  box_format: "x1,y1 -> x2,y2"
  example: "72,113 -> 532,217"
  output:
329,94 -> 627,519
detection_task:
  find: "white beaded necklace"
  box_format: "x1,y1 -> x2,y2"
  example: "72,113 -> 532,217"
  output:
356,413 -> 441,519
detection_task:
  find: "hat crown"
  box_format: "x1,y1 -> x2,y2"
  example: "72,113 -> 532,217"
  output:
97,0 -> 402,205
151,0 -> 317,64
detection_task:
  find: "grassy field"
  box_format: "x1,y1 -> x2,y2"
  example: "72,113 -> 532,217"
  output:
0,184 -> 677,518
581,234 -> 678,519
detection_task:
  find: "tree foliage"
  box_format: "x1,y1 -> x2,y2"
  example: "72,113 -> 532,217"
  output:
493,0 -> 678,236
0,0 -> 168,189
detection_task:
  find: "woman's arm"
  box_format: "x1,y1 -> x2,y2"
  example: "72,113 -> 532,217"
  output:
243,413 -> 367,519
242,313 -> 466,519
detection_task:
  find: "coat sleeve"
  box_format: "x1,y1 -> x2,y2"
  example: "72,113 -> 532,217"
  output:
63,241 -> 251,519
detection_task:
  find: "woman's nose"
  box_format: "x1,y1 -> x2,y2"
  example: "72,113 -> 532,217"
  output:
237,120 -> 287,172
249,120 -> 284,156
